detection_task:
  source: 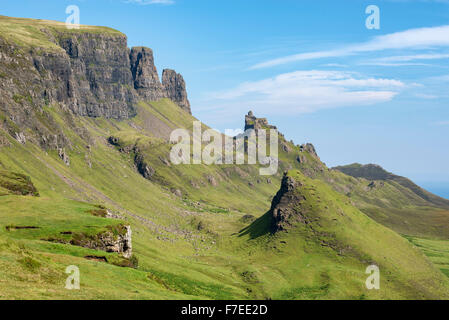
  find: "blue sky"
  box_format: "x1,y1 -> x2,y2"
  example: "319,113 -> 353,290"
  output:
1,0 -> 449,191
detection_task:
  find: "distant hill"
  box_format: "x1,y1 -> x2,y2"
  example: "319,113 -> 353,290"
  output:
333,163 -> 449,209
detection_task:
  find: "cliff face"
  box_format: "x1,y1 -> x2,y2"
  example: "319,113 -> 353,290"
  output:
129,48 -> 191,113
39,32 -> 138,119
130,46 -> 164,101
0,19 -> 190,150
162,69 -> 191,114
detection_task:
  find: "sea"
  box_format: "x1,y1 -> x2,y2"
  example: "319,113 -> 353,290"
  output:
417,182 -> 449,201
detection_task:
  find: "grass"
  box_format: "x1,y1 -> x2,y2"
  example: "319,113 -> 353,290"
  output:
0,15 -> 449,298
0,15 -> 124,51
1,100 -> 449,299
0,171 -> 39,196
1,99 -> 449,299
405,236 -> 449,279
232,170 -> 449,299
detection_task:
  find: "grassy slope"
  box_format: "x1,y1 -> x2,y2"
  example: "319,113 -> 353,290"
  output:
0,99 -> 448,299
234,170 -> 449,299
0,15 -> 449,299
330,164 -> 449,242
333,163 -> 449,209
0,100 -> 281,299
0,15 -> 123,51
405,236 -> 449,279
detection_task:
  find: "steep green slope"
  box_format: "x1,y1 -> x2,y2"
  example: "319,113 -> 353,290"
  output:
229,171 -> 448,299
280,147 -> 449,240
1,15 -> 449,300
1,101 -> 447,299
239,170 -> 449,299
0,99 -> 284,299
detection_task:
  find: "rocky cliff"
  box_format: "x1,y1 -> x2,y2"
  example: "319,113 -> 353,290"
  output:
130,46 -> 164,101
0,16 -> 190,150
129,48 -> 191,114
162,69 -> 191,114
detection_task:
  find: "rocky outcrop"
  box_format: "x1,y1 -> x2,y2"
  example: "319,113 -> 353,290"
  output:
244,111 -> 277,131
135,153 -> 155,180
130,47 -> 164,101
58,148 -> 70,166
14,132 -> 26,144
129,49 -> 191,114
0,21 -> 191,153
39,32 -> 137,119
108,136 -> 157,181
70,224 -> 132,258
162,69 -> 191,114
300,143 -> 318,158
270,173 -> 305,232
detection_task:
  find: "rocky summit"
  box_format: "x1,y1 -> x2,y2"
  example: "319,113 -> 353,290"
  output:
0,16 -> 190,150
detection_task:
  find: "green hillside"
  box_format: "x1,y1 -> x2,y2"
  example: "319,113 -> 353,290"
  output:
0,98 -> 447,299
1,15 -> 449,300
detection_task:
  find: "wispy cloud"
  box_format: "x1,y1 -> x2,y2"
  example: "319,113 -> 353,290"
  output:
250,25 -> 449,69
361,53 -> 449,66
204,70 -> 404,116
359,62 -> 433,67
434,121 -> 449,125
414,93 -> 438,99
374,53 -> 449,62
124,0 -> 174,5
321,63 -> 348,68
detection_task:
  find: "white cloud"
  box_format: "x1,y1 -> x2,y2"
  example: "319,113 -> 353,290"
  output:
250,25 -> 449,69
321,63 -> 348,68
434,121 -> 449,125
414,93 -> 438,99
360,53 -> 449,66
205,70 -> 403,115
124,0 -> 174,5
360,62 -> 433,67
375,53 -> 449,62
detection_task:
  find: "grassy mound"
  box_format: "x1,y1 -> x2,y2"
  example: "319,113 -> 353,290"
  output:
0,171 -> 39,196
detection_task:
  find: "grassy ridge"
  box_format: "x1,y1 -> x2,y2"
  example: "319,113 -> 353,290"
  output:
0,15 -> 124,50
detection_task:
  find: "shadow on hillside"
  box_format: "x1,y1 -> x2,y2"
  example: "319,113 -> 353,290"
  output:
238,211 -> 272,239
